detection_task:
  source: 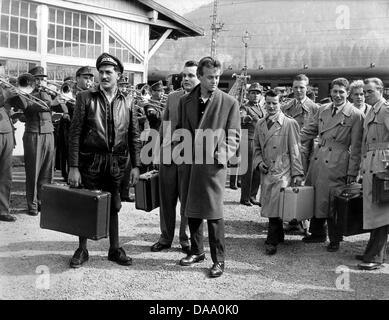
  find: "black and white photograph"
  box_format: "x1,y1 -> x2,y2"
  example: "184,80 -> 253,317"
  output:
1,0 -> 389,308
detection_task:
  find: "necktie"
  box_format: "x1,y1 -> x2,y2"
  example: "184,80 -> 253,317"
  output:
331,106 -> 338,117
266,118 -> 274,130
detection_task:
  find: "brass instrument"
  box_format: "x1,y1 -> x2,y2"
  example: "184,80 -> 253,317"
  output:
39,83 -> 76,104
0,75 -> 49,110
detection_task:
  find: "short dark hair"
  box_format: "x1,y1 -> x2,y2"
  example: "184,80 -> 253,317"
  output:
184,60 -> 198,68
331,77 -> 349,90
265,89 -> 279,99
197,56 -> 222,76
294,74 -> 309,84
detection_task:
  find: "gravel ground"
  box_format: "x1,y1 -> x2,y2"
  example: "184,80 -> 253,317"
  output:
1,167 -> 389,300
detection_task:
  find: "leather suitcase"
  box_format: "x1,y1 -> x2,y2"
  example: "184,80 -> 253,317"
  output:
40,184 -> 111,240
333,184 -> 366,236
278,186 -> 314,222
135,170 -> 160,212
372,171 -> 389,204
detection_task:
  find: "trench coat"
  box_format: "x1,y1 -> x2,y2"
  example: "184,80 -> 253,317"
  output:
174,85 -> 240,220
301,101 -> 364,218
281,97 -> 319,173
361,98 -> 389,230
253,112 -> 304,218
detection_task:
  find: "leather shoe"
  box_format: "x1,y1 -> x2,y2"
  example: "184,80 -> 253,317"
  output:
240,200 -> 252,207
327,242 -> 340,252
265,244 -> 277,255
358,262 -> 383,271
181,245 -> 191,255
150,242 -> 171,252
0,214 -> 16,222
209,262 -> 224,278
108,247 -> 132,266
355,254 -> 364,261
179,253 -> 205,266
302,234 -> 326,243
70,248 -> 89,268
249,198 -> 261,206
230,185 -> 238,190
28,211 -> 39,216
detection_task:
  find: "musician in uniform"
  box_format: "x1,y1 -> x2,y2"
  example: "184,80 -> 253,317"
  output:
0,66 -> 16,222
281,74 -> 319,235
143,80 -> 166,131
357,78 -> 389,270
300,78 -> 364,252
150,60 -> 199,254
68,53 -> 141,268
10,67 -> 54,216
253,89 -> 304,255
239,82 -> 265,206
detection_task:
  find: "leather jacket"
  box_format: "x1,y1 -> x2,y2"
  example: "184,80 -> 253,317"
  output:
68,86 -> 141,168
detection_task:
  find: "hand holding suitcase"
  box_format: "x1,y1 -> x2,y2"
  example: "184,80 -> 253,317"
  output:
134,170 -> 160,212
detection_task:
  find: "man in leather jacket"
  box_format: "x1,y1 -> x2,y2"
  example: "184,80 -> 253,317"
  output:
68,53 -> 141,268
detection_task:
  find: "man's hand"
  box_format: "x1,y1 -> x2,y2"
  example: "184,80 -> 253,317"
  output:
68,167 -> 82,188
62,113 -> 70,121
291,175 -> 304,187
258,162 -> 269,174
129,167 -> 140,186
147,108 -> 157,116
243,115 -> 253,123
346,175 -> 357,185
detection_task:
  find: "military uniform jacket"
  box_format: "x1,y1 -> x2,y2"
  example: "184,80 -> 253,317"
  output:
361,98 -> 389,229
253,112 -> 304,218
0,87 -> 14,134
240,100 -> 266,140
301,101 -> 364,218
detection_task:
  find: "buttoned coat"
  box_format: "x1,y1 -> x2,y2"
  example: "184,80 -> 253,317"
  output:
301,101 -> 364,218
240,100 -> 266,140
282,97 -> 319,173
361,98 -> 389,229
253,112 -> 304,217
175,85 -> 240,220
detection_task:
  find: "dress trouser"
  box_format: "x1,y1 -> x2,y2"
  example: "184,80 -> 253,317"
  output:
266,218 -> 284,246
308,216 -> 343,243
23,132 -> 55,214
362,225 -> 389,263
158,163 -> 189,247
119,157 -> 132,199
240,139 -> 260,202
79,153 -> 126,250
188,217 -> 225,263
0,132 -> 14,215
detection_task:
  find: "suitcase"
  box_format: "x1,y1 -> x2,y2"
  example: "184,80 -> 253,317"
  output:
333,184 -> 366,236
135,170 -> 160,212
278,186 -> 314,222
372,171 -> 389,204
40,184 -> 111,240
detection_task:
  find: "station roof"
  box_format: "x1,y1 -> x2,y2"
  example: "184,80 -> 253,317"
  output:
137,0 -> 204,40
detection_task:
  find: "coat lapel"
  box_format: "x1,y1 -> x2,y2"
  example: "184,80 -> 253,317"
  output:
320,102 -> 352,134
263,112 -> 283,147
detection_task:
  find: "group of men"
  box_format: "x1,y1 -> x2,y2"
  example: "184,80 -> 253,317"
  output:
1,52 -> 388,276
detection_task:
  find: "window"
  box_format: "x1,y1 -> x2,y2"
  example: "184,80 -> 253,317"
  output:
0,0 -> 38,51
108,34 -> 141,65
47,7 -> 102,58
1,58 -> 37,77
47,63 -> 98,81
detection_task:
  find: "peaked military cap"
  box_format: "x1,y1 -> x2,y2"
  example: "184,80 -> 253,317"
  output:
96,53 -> 123,74
150,80 -> 165,91
76,66 -> 94,77
28,66 -> 47,78
248,82 -> 263,93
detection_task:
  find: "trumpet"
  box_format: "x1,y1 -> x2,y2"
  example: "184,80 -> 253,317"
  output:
39,83 -> 76,104
0,75 -> 49,111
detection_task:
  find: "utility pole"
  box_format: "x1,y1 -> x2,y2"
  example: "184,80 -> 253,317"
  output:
242,30 -> 251,76
210,0 -> 224,58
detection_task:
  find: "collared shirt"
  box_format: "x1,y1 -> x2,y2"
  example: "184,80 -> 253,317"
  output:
198,92 -> 212,125
332,101 -> 347,115
296,96 -> 307,106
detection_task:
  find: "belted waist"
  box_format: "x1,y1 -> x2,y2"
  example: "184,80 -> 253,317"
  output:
366,142 -> 389,151
318,139 -> 348,151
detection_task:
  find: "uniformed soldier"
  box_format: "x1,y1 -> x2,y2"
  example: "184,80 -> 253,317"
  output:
239,82 -> 265,206
281,74 -> 319,235
11,67 -> 54,216
357,78 -> 389,270
300,78 -> 364,252
253,89 -> 304,255
0,66 -> 16,222
143,80 -> 166,131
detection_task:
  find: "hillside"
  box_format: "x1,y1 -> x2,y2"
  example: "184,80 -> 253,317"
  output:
149,0 -> 389,72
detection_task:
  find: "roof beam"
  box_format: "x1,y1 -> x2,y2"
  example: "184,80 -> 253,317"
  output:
148,28 -> 172,60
